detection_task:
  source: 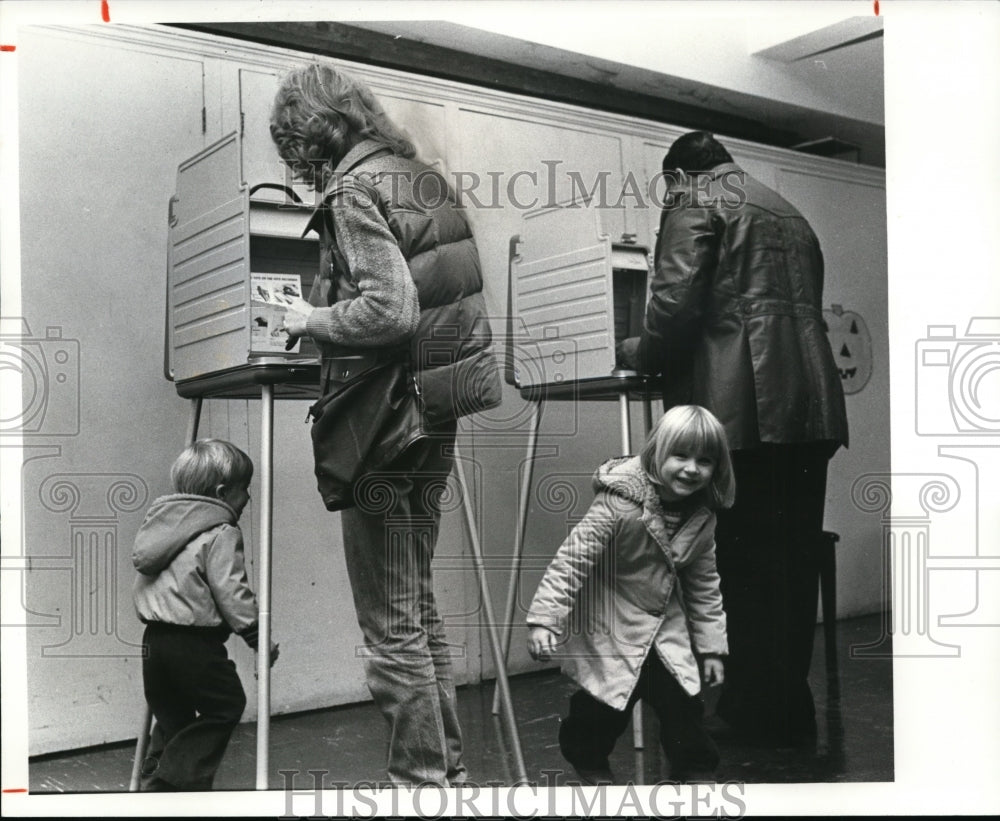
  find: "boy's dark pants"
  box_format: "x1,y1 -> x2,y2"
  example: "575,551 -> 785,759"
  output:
559,651 -> 719,780
141,623 -> 247,790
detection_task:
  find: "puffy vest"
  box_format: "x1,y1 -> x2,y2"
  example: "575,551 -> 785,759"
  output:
305,142 -> 502,425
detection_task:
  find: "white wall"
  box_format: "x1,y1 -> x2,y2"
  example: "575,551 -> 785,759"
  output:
13,23 -> 887,755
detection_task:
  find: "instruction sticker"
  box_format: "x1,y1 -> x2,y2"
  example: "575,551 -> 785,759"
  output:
251,272 -> 302,353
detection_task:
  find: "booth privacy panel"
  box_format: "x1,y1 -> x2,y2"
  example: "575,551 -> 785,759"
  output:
507,202 -> 650,390
168,132 -> 251,383
167,131 -> 321,388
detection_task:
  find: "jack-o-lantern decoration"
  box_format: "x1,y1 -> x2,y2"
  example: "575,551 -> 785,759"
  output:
822,304 -> 873,394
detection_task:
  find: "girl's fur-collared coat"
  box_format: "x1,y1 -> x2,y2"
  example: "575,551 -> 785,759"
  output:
527,456 -> 728,710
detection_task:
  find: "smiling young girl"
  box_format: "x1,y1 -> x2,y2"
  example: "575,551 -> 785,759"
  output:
526,405 -> 735,784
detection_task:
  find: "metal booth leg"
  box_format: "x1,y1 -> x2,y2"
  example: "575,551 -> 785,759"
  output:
129,396 -> 204,791
451,437 -> 529,784
492,400 -> 543,717
618,392 -> 645,752
128,707 -> 153,792
642,393 -> 654,434
256,384 -> 274,789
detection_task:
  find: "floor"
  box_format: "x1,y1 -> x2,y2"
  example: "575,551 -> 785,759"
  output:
28,613 -> 893,792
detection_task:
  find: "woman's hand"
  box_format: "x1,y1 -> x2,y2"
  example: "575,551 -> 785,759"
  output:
527,625 -> 559,661
281,296 -> 314,338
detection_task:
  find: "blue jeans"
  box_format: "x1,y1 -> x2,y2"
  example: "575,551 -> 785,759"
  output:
340,426 -> 466,786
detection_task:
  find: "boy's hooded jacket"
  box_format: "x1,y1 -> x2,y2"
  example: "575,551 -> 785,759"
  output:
132,494 -> 259,647
526,456 -> 727,710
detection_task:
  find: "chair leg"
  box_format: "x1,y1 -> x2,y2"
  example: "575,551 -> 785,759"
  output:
819,531 -> 840,695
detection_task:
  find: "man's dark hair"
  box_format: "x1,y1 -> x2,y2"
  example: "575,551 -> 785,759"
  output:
662,131 -> 734,174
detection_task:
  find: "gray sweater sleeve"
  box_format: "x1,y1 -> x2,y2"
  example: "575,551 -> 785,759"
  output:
305,184 -> 421,347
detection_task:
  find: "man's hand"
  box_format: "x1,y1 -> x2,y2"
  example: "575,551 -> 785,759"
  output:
527,626 -> 559,661
701,655 -> 724,686
615,336 -> 641,371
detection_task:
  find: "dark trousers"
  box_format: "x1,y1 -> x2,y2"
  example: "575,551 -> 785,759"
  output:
141,623 -> 247,790
714,442 -> 832,743
559,652 -> 719,780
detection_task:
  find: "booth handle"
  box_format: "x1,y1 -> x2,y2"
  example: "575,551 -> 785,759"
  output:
248,182 -> 304,204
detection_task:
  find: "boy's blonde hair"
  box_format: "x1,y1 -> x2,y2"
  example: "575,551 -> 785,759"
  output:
270,63 -> 416,191
171,439 -> 254,497
640,405 -> 736,509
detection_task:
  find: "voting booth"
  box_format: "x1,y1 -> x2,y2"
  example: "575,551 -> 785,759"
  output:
499,201 -> 659,749
133,132 -> 528,789
164,131 -> 321,398
506,200 -> 654,398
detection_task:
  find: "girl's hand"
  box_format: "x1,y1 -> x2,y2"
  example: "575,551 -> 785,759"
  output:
527,626 -> 559,661
281,296 -> 314,338
701,655 -> 724,686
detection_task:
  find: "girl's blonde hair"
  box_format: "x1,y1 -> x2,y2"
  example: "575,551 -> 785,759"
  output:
270,63 -> 416,191
171,439 -> 254,498
640,405 -> 736,509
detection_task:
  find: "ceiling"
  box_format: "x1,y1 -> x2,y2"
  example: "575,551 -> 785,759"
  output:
179,15 -> 885,167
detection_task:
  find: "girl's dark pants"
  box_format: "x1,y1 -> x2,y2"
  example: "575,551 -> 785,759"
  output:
559,651 -> 719,780
141,622 -> 247,790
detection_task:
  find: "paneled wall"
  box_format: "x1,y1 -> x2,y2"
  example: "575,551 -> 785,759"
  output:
15,24 -> 887,754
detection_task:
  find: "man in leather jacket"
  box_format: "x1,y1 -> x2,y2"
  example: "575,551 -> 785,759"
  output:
618,131 -> 848,746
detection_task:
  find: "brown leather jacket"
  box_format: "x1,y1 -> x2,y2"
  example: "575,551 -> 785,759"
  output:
635,163 -> 848,451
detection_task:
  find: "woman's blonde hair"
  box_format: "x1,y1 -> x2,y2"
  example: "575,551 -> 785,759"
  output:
270,63 -> 416,190
639,405 -> 735,509
171,439 -> 254,497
